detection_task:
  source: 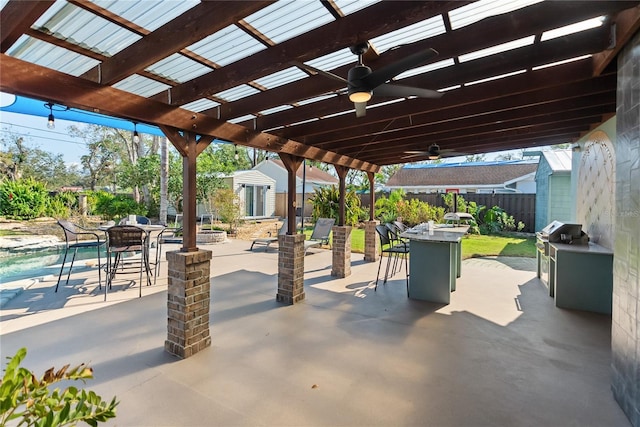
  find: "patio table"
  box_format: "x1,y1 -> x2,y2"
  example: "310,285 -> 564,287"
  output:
401,224 -> 469,304
98,224 -> 165,279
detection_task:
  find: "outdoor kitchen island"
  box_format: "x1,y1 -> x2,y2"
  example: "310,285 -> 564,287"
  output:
401,225 -> 469,304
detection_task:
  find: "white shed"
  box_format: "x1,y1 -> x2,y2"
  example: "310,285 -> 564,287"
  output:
222,170 -> 276,219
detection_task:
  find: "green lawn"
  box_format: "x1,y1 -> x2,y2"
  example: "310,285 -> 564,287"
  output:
305,227 -> 535,259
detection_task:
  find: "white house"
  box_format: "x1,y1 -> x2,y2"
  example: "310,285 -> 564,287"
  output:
253,159 -> 338,217
222,170 -> 276,219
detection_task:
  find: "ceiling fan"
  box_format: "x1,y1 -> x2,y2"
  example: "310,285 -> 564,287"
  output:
403,143 -> 467,161
297,42 -> 443,117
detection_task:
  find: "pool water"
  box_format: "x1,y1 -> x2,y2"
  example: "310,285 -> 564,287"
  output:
0,247 -> 107,286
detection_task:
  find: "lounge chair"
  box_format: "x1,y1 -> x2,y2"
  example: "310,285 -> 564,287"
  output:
250,221 -> 286,251
304,218 -> 335,255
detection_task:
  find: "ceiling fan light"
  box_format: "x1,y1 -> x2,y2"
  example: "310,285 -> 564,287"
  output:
428,154 -> 439,160
349,91 -> 372,103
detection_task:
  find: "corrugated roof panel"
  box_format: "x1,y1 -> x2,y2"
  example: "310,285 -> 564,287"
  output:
7,36 -> 99,76
304,48 -> 354,70
188,25 -> 266,66
228,114 -> 255,124
297,93 -> 337,106
244,1 -> 334,44
541,16 -> 605,42
113,74 -> 171,97
370,15 -> 446,52
459,36 -> 535,62
542,150 -> 572,172
449,0 -> 543,30
253,67 -> 308,89
214,85 -> 261,102
146,53 -> 213,83
260,105 -> 294,115
395,58 -> 455,79
181,99 -> 220,112
333,0 -> 381,16
33,2 -> 141,56
92,0 -> 199,32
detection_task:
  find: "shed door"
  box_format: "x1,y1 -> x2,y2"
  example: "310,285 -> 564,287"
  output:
245,185 -> 265,217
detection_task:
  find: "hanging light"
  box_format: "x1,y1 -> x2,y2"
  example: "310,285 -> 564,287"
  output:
133,122 -> 140,143
234,144 -> 239,161
45,102 -> 55,129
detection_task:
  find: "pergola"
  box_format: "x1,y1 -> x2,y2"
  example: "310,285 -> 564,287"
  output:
2,0 -> 639,358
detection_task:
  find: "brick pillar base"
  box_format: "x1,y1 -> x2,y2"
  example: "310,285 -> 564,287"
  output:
364,220 -> 380,262
332,225 -> 352,278
277,233 -> 305,304
165,249 -> 212,359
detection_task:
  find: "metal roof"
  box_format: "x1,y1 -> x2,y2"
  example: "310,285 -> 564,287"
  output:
1,0 -> 637,172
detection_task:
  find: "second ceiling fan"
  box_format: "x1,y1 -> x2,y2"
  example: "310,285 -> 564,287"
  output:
298,42 -> 443,117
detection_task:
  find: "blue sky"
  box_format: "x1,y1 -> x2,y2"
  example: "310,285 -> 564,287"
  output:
1,110 -> 88,166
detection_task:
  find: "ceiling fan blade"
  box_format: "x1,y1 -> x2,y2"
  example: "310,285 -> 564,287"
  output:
374,83 -> 442,99
355,102 -> 367,117
363,48 -> 439,89
404,150 -> 429,155
292,61 -> 347,83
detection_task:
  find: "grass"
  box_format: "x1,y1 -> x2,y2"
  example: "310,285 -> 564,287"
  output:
303,227 -> 535,259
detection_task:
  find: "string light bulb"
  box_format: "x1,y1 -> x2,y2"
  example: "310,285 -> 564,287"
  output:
133,122 -> 140,143
45,102 -> 55,129
234,145 -> 239,161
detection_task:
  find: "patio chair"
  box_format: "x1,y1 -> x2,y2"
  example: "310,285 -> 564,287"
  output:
56,220 -> 107,292
375,224 -> 409,294
250,221 -> 286,251
386,222 -> 410,275
304,218 -> 336,255
152,225 -> 182,284
105,225 -> 151,299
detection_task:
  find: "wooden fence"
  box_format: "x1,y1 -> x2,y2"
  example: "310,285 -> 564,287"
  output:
359,192 -> 536,232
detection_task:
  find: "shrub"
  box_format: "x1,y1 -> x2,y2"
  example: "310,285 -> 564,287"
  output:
0,347 -> 118,426
93,192 -> 147,221
374,189 -> 405,224
309,186 -> 362,226
480,205 -> 525,235
0,178 -> 48,219
211,188 -> 241,232
395,198 -> 445,226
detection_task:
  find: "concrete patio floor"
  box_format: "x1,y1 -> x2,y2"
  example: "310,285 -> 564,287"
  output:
0,239 -> 630,426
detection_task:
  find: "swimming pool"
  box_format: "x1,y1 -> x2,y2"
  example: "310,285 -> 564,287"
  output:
0,247 -> 106,286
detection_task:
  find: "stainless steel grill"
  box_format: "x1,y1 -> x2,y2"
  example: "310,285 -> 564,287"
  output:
536,221 -> 589,289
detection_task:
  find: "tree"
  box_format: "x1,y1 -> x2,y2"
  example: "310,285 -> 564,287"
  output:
375,164 -> 402,187
465,153 -> 487,162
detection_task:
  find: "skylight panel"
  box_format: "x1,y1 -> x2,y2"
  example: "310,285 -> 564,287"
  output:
214,85 -> 261,102
253,67 -> 308,89
113,74 -> 171,97
260,105 -> 294,115
33,1 -> 141,56
93,0 -> 199,32
532,55 -> 592,71
188,26 -> 266,67
459,36 -> 535,62
181,99 -> 221,113
7,36 -> 99,76
333,0 -> 381,16
305,48 -> 354,70
297,94 -> 337,106
370,15 -> 446,53
465,70 -> 527,86
244,1 -> 334,44
228,114 -> 256,124
449,0 -> 542,30
147,54 -> 213,83
541,16 -> 605,42
395,59 -> 455,80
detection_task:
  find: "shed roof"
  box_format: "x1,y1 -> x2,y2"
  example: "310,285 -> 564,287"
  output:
541,149 -> 572,172
267,159 -> 338,184
387,160 -> 538,187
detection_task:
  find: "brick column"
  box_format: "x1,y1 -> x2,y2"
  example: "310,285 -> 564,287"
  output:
332,225 -> 352,278
364,220 -> 379,262
165,249 -> 212,359
277,233 -> 305,304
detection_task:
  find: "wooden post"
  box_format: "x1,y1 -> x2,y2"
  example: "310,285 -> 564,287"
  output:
367,171 -> 375,221
334,165 -> 349,226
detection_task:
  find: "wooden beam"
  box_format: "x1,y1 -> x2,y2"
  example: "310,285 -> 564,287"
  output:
0,54 -> 379,173
279,153 -> 304,235
334,165 -> 349,227
593,5 -> 640,75
0,0 -> 55,53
